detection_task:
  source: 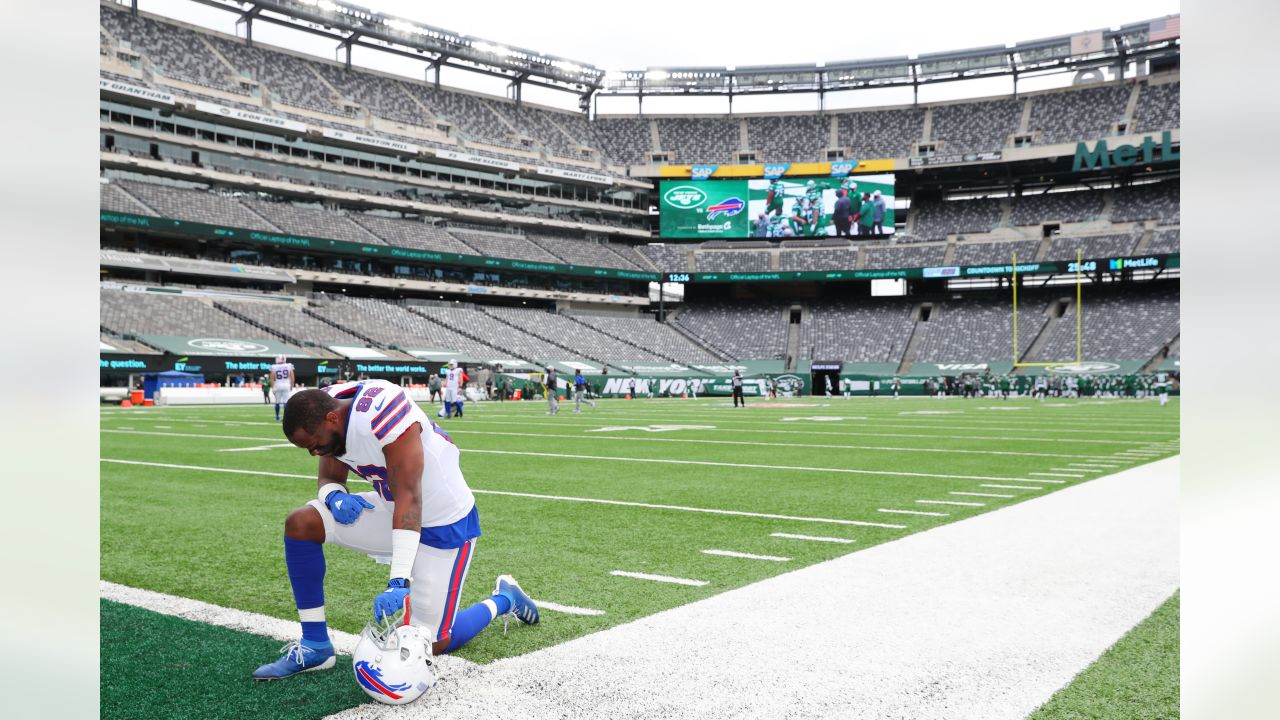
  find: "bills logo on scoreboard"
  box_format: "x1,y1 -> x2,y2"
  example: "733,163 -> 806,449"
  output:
706,197 -> 745,220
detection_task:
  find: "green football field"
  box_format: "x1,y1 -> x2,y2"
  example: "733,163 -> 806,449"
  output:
100,394 -> 1180,719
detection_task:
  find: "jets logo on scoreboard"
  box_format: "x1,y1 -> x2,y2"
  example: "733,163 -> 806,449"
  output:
706,197 -> 745,220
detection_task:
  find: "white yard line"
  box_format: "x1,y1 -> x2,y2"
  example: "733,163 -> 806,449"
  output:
100,459 -> 907,529
101,429 -> 1049,483
769,533 -> 855,544
981,483 -> 1044,490
701,549 -> 791,562
1030,472 -> 1084,478
917,499 -> 985,507
878,508 -> 949,517
531,601 -> 604,617
100,425 -> 1114,460
319,460 -> 1177,720
951,491 -> 1014,498
609,571 -> 707,587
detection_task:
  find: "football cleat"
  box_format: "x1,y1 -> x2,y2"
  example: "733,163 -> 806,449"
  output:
495,574 -> 539,627
252,640 -> 336,680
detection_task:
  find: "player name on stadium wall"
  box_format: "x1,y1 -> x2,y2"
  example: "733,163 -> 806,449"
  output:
99,212 -> 658,282
664,254 -> 1178,283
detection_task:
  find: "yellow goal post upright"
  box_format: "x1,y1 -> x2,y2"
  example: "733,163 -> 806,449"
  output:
1012,248 -> 1083,368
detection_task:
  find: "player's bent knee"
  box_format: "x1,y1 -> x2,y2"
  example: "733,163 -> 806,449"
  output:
284,505 -> 325,542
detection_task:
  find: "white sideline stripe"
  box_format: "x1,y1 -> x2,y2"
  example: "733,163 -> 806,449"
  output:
1030,472 -> 1084,478
610,570 -> 707,587
100,459 -> 907,529
770,533 -> 855,544
101,428 -> 1052,483
951,491 -> 1014,498
917,499 -> 985,507
879,508 -> 949,517
982,483 -> 1044,490
98,580 -> 368,652
533,600 -> 605,617
702,549 -> 791,562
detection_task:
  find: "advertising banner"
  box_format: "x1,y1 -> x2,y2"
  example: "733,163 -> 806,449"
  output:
658,181 -> 750,239
137,335 -> 307,357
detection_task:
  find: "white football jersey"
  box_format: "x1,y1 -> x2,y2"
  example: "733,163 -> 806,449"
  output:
445,367 -> 463,392
270,362 -> 294,389
322,380 -> 474,529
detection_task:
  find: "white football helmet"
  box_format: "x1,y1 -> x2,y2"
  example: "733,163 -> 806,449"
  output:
352,620 -> 437,705
447,359 -> 458,369
275,354 -> 287,364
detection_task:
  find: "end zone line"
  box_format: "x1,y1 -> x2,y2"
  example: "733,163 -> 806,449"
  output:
100,459 -> 907,529
610,570 -> 707,587
770,533 -> 855,544
702,549 -> 791,562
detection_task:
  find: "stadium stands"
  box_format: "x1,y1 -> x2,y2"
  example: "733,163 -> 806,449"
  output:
930,98 -> 1022,154
1047,233 -> 1138,260
308,296 -> 511,357
747,115 -> 828,163
657,117 -> 739,164
801,300 -> 916,363
1028,84 -> 1129,146
1010,190 -> 1106,226
670,302 -> 789,360
638,244 -> 693,273
1133,81 -> 1180,134
910,198 -> 1004,240
779,247 -> 860,271
1030,285 -> 1180,361
408,303 -> 571,362
567,313 -> 724,363
913,294 -> 1050,363
951,239 -> 1041,267
216,298 -> 369,348
1112,183 -> 1180,224
482,307 -> 664,362
101,286 -> 267,339
447,228 -> 561,264
238,197 -> 387,245
837,108 -> 926,159
863,244 -> 948,270
100,8 -> 246,96
526,233 -> 643,270
348,213 -> 479,255
112,179 -> 276,229
1147,229 -> 1180,254
694,251 -> 772,273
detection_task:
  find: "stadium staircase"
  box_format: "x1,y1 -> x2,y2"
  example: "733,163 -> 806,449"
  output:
1141,333 -> 1179,372
212,301 -> 339,359
557,313 -> 683,365
664,307 -> 736,362
895,303 -> 931,375
1015,297 -> 1071,372
474,307 -> 613,369
401,306 -> 531,366
1133,225 -> 1155,254
784,304 -> 804,371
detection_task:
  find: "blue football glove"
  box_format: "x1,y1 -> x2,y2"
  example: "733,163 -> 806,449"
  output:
373,578 -> 412,624
325,490 -> 374,525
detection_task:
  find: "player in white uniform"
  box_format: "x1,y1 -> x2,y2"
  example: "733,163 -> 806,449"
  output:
441,359 -> 466,419
270,354 -> 295,421
254,380 -> 539,680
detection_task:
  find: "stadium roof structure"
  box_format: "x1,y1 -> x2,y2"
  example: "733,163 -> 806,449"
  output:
148,0 -> 1177,107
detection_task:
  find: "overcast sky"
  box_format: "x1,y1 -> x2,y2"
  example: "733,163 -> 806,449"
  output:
129,0 -> 1180,113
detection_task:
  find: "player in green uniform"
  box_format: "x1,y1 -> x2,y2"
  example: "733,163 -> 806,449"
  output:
766,179 -> 786,217
788,197 -> 814,237
804,181 -> 823,233
999,374 -> 1010,400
